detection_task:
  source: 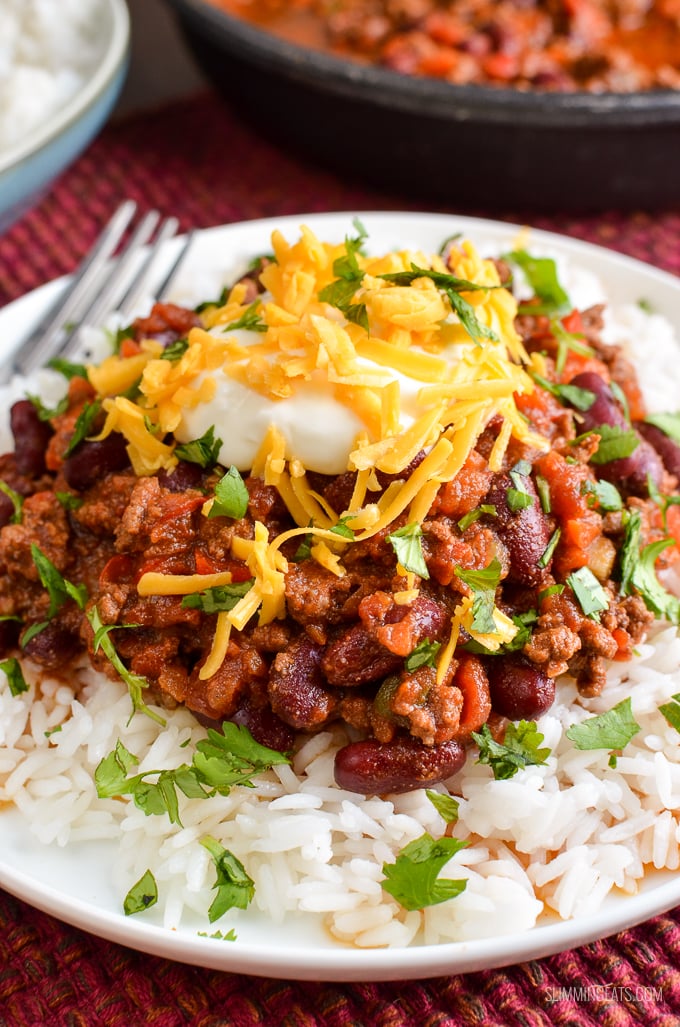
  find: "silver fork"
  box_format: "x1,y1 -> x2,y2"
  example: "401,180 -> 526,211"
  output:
15,200 -> 195,377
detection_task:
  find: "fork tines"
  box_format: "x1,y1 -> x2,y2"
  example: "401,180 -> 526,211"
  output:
15,201 -> 195,377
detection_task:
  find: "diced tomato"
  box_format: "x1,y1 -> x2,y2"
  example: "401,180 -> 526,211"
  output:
454,654 -> 492,736
120,337 -> 142,358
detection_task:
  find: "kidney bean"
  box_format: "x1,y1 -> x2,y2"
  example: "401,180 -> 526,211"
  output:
569,372 -> 663,495
484,472 -> 552,586
63,433 -> 130,491
322,593 -> 449,687
10,400 -> 52,477
231,702 -> 295,753
269,635 -> 339,731
635,421 -> 680,480
487,655 -> 555,720
157,460 -> 204,493
334,735 -> 466,795
22,622 -> 80,667
321,624 -> 402,686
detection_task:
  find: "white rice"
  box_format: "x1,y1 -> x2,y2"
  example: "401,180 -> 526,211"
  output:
0,0 -> 106,154
2,241 -> 680,948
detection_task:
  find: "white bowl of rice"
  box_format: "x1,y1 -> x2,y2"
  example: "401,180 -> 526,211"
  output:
0,0 -> 130,233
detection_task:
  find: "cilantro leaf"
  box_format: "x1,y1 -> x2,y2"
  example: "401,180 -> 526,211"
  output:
585,424 -> 639,465
381,833 -> 467,911
87,606 -> 164,725
507,461 -> 533,512
201,835 -> 255,922
174,425 -> 223,468
566,566 -> 609,620
329,515 -> 356,540
0,480 -> 23,523
530,371 -> 595,412
504,250 -> 571,317
27,393 -> 69,421
208,466 -> 249,520
223,299 -> 267,334
644,411 -> 680,445
64,398 -> 102,456
619,509 -> 680,623
405,638 -> 441,672
160,338 -> 189,361
566,697 -> 640,754
181,580 -> 254,614
659,693 -> 680,733
379,264 -> 499,345
426,789 -> 459,824
30,544 -> 87,617
0,657 -> 29,697
318,219 -> 369,330
124,869 -> 158,915
582,479 -> 623,512
472,721 -> 551,780
94,722 -> 290,826
387,522 -> 429,578
457,504 -> 496,532
456,559 -> 502,634
538,527 -> 561,569
47,356 -> 88,380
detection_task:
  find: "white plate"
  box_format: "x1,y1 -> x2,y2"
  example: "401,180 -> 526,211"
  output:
1,211 -> 680,982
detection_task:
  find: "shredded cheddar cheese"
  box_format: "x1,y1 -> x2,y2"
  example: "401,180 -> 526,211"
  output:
98,223 -> 551,677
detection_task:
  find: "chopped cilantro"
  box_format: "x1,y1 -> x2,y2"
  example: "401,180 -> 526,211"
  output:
619,509 -> 680,623
472,720 -> 551,780
529,370 -> 595,412
124,869 -> 158,916
292,530 -> 313,562
507,461 -> 533,512
581,424 -> 639,465
47,356 -> 88,380
381,833 -> 467,911
566,566 -> 609,620
317,219 -> 369,330
0,657 -> 29,697
566,698 -> 640,756
659,694 -> 680,733
174,425 -> 223,468
27,393 -> 69,421
378,264 -> 499,345
201,835 -> 255,922
551,319 -> 593,377
456,559 -> 502,634
426,789 -> 459,824
208,466 -> 249,520
387,522 -> 429,578
504,250 -> 571,317
160,338 -> 189,361
64,398 -> 102,456
582,479 -> 623,512
405,638 -> 441,672
537,527 -> 561,569
535,474 -> 551,514
457,504 -> 496,532
197,929 -> 237,941
644,411 -> 680,444
29,545 -> 87,627
56,491 -> 83,511
329,515 -> 356,541
87,607 -> 164,725
0,480 -> 23,523
182,580 -> 254,614
195,286 -> 229,314
223,299 -> 267,334
95,723 -> 290,826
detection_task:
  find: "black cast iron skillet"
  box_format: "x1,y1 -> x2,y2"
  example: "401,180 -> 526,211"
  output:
162,0 -> 680,213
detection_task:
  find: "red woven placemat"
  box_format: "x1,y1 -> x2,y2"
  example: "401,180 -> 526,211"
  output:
1,91 -> 680,1027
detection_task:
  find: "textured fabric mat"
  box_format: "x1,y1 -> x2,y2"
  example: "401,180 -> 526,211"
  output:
1,91 -> 680,1027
